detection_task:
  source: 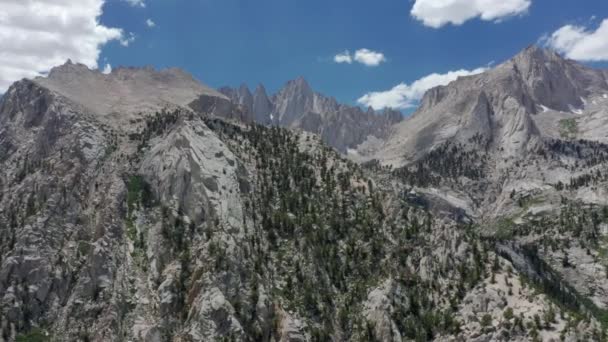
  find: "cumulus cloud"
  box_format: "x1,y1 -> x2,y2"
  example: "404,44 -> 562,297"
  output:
333,49 -> 386,66
354,49 -> 386,66
334,51 -> 353,64
544,19 -> 608,61
124,0 -> 145,8
411,0 -> 531,28
0,0 -> 127,91
146,19 -> 156,28
358,67 -> 487,109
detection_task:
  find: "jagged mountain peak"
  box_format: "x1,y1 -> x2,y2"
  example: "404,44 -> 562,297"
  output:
254,83 -> 268,93
293,75 -> 309,85
512,45 -> 560,63
238,83 -> 252,95
44,59 -> 95,81
220,77 -> 403,152
501,45 -> 574,81
281,76 -> 313,94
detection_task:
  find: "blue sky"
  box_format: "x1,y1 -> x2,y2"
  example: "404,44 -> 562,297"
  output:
95,0 -> 608,109
2,0 -> 608,109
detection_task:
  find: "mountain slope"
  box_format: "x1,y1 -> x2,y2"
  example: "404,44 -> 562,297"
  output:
368,47 -> 608,341
357,46 -> 608,166
0,73 -> 501,341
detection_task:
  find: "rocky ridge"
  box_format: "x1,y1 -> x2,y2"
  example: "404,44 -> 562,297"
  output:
220,77 -> 403,153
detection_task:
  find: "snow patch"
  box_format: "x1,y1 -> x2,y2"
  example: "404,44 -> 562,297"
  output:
347,148 -> 360,156
568,104 -> 583,115
538,105 -> 550,113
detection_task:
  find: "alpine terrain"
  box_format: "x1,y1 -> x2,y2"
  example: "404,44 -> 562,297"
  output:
1,46 -> 608,342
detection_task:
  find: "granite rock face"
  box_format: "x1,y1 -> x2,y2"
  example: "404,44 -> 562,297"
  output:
220,77 -> 403,152
358,46 -> 608,166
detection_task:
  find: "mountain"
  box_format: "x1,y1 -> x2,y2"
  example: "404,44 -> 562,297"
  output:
252,84 -> 273,124
0,64 -> 478,341
356,46 -> 608,166
220,77 -> 403,152
36,60 -> 226,118
1,48 -> 608,342
358,47 -> 608,341
219,83 -> 275,125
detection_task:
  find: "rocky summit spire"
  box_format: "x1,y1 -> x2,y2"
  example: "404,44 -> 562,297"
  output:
237,83 -> 254,111
271,77 -> 316,125
253,84 -> 273,124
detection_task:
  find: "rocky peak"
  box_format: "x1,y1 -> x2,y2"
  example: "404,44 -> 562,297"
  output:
288,76 -> 313,93
361,46 -> 608,166
254,83 -> 268,95
276,77 -> 314,99
272,77 -> 317,125
237,84 -> 254,109
219,77 -> 403,152
496,46 -> 608,112
253,84 -> 273,124
512,45 -> 561,65
46,59 -> 95,80
238,83 -> 253,98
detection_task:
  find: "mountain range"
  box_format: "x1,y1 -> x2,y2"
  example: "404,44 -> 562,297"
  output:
1,46 -> 608,341
218,78 -> 403,153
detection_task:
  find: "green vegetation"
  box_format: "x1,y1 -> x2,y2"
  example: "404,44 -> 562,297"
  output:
501,243 -> 608,331
125,174 -> 152,239
15,328 -> 49,342
130,109 -> 181,152
481,313 -> 493,332
540,139 -> 608,168
559,118 -> 578,140
125,174 -> 152,264
494,217 -> 517,240
199,120 -> 489,341
393,139 -> 488,187
126,175 -> 152,215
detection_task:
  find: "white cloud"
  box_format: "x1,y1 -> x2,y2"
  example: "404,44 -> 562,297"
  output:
0,0 -> 127,91
102,63 -> 112,74
124,0 -> 145,8
411,0 -> 531,28
333,49 -> 386,66
544,19 -> 608,61
120,32 -> 136,47
354,49 -> 386,66
358,67 -> 487,109
146,19 -> 156,28
334,51 -> 353,64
